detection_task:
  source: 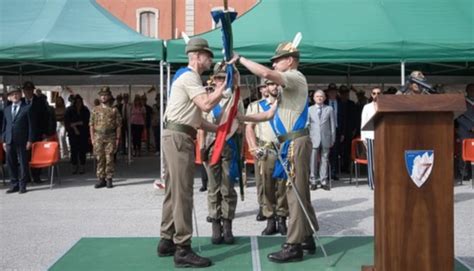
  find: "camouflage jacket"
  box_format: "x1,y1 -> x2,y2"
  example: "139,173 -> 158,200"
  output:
90,104 -> 122,138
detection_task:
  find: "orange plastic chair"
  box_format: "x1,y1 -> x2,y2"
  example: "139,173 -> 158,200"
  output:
194,140 -> 202,165
29,141 -> 60,189
350,138 -> 368,187
242,140 -> 255,187
461,138 -> 474,188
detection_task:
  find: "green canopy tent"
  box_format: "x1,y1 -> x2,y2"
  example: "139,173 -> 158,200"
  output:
166,0 -> 474,81
0,0 -> 166,165
0,0 -> 163,78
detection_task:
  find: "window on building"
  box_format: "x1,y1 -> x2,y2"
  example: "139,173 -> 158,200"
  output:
139,11 -> 157,38
211,7 -> 235,29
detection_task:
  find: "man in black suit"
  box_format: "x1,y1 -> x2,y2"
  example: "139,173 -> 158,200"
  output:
22,81 -> 49,183
325,83 -> 344,180
2,87 -> 33,194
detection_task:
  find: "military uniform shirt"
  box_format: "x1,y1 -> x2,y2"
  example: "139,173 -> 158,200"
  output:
245,99 -> 278,143
277,69 -> 308,132
90,104 -> 122,139
164,69 -> 206,129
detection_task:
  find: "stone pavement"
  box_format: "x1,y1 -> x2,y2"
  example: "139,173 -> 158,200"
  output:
0,155 -> 472,270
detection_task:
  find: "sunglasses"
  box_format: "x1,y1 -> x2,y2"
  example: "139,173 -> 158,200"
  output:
372,92 -> 381,95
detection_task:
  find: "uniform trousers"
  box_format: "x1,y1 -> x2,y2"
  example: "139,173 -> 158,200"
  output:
160,129 -> 195,246
286,135 -> 319,244
204,144 -> 237,220
94,135 -> 116,179
258,149 -> 288,218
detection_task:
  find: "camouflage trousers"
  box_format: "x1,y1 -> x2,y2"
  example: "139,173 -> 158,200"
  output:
94,137 -> 116,179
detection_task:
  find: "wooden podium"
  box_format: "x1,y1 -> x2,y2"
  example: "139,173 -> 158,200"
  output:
362,94 -> 466,271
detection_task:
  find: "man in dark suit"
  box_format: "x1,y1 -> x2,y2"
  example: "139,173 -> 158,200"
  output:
2,87 -> 33,194
338,85 -> 357,173
325,83 -> 344,180
22,81 -> 49,183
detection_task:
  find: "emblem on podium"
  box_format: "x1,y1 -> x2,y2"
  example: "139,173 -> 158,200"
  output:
404,150 -> 434,187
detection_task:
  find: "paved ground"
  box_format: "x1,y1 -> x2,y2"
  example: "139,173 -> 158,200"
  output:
0,155 -> 473,270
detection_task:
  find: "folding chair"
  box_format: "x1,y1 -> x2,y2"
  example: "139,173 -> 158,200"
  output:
242,140 -> 255,188
461,138 -> 474,188
29,141 -> 60,189
349,138 -> 368,187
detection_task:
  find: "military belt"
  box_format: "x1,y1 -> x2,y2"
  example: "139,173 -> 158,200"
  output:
277,128 -> 309,144
257,138 -> 278,149
164,122 -> 197,139
94,128 -> 116,136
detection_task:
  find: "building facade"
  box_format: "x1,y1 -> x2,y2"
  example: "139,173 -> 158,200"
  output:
96,0 -> 258,40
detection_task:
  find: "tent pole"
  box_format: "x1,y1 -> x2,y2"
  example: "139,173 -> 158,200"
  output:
128,84 -> 132,165
167,63 -> 171,97
160,60 -> 164,180
401,61 -> 406,86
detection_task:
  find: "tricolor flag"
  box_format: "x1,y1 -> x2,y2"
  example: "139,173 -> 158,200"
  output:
209,7 -> 239,166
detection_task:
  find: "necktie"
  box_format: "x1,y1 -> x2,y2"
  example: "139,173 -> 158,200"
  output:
12,105 -> 18,118
318,107 -> 322,120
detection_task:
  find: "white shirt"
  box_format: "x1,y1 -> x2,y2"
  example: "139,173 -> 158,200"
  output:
361,102 -> 376,140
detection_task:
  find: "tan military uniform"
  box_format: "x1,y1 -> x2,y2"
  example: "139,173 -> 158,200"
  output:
203,98 -> 243,221
246,99 -> 288,219
278,69 -> 319,244
90,104 -> 122,179
161,69 -> 206,246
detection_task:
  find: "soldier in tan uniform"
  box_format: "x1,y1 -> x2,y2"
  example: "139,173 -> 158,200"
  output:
233,41 -> 319,263
157,38 -> 226,268
90,87 -> 122,189
202,63 -> 243,245
246,79 -> 288,236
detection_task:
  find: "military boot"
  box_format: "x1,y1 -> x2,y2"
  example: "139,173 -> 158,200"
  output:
174,245 -> 212,268
277,216 -> 288,235
261,216 -> 277,235
106,178 -> 113,188
256,207 -> 266,221
157,238 -> 176,257
302,235 -> 316,255
211,219 -> 223,244
267,243 -> 303,263
222,219 -> 234,244
94,178 -> 106,189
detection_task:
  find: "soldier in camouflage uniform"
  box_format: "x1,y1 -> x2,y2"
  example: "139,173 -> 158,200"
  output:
90,87 -> 122,189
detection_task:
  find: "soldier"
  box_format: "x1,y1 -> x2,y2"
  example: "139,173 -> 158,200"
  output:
89,87 -> 122,189
232,40 -> 319,263
245,79 -> 288,236
398,70 -> 430,95
202,63 -> 243,245
157,37 -> 226,268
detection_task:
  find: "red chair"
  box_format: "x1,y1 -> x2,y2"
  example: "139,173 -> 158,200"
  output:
29,141 -> 60,189
461,138 -> 474,188
350,138 -> 368,187
194,140 -> 202,165
242,140 -> 255,187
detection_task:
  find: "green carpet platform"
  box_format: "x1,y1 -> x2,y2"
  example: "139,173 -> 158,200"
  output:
49,236 -> 470,270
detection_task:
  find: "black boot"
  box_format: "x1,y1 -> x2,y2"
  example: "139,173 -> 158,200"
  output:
256,207 -> 266,221
211,219 -> 223,244
302,235 -> 316,255
222,219 -> 234,244
277,216 -> 288,235
157,238 -> 176,257
106,178 -> 113,188
94,178 -> 106,189
174,245 -> 212,268
261,216 -> 278,235
268,243 -> 303,263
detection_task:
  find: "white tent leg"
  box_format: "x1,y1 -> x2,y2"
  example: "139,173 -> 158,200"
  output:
160,61 -> 164,179
401,61 -> 406,86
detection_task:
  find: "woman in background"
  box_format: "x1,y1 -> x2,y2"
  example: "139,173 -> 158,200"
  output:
64,95 -> 90,174
130,95 -> 145,157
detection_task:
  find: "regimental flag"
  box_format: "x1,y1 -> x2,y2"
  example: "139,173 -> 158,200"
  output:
209,8 -> 239,166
